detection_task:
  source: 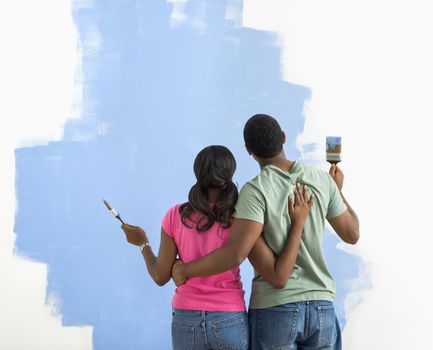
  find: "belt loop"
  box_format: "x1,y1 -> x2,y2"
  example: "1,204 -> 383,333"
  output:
201,310 -> 205,318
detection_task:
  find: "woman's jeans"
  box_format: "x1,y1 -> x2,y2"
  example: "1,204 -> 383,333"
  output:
249,300 -> 341,350
172,308 -> 249,350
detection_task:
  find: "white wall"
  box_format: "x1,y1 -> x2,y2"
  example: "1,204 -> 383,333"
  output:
244,1 -> 433,349
0,1 -> 92,349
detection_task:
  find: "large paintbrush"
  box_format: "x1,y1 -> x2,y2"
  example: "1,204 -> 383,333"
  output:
103,198 -> 125,224
326,136 -> 342,164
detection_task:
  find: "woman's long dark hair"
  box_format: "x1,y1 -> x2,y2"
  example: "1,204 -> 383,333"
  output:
179,145 -> 238,232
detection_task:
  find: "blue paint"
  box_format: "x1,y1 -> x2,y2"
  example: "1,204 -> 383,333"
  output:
14,1 -> 366,348
322,230 -> 371,326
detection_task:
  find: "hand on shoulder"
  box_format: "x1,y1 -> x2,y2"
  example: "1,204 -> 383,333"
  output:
288,183 -> 314,227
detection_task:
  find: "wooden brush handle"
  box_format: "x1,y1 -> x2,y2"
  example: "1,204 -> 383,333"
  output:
116,215 -> 125,225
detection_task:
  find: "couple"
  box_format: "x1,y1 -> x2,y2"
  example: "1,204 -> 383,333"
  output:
122,114 -> 360,350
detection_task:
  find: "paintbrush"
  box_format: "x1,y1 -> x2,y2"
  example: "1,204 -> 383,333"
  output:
326,136 -> 342,164
103,198 -> 125,224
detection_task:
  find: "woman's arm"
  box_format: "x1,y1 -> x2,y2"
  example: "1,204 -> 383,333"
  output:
121,224 -> 178,286
247,183 -> 314,289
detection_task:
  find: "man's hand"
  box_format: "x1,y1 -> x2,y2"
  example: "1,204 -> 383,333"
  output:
329,164 -> 344,190
121,223 -> 148,246
172,259 -> 187,287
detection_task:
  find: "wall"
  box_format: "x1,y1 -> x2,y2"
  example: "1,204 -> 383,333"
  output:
2,0 -> 431,349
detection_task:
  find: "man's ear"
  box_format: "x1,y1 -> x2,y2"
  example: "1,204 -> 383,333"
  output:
281,131 -> 286,145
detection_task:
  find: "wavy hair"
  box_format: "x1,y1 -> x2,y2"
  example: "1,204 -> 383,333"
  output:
179,145 -> 238,232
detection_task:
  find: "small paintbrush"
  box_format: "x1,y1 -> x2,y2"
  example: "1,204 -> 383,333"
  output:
326,136 -> 342,164
103,198 -> 125,224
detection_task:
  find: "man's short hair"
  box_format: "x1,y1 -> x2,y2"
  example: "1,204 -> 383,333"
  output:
243,114 -> 283,158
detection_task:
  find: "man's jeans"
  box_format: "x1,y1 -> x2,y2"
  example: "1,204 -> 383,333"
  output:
249,300 -> 341,350
171,308 -> 249,350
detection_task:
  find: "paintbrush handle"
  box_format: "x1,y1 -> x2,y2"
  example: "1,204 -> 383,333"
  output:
116,215 -> 125,225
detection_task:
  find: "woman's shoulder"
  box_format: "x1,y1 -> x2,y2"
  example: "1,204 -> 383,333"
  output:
162,203 -> 185,236
165,203 -> 184,217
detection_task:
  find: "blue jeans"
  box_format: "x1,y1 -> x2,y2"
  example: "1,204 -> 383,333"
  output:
172,308 -> 249,350
249,301 -> 341,350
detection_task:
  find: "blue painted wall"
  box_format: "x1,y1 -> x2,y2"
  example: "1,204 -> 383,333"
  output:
14,1 -> 364,348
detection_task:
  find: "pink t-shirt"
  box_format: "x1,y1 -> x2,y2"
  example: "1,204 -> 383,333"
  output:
162,204 -> 245,312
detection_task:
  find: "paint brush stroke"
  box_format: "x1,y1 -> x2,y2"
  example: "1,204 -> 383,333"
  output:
14,0 -> 365,348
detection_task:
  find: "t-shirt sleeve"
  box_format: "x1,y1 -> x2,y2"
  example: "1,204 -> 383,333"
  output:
161,205 -> 178,237
326,174 -> 347,220
233,183 -> 266,224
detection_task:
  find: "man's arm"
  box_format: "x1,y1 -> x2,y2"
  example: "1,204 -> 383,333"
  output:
327,164 -> 360,245
172,218 -> 263,284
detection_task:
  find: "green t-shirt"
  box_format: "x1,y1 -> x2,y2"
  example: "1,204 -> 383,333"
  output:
234,162 -> 347,309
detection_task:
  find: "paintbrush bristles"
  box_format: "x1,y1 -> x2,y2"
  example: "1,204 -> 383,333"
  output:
326,136 -> 342,163
103,198 -> 112,210
103,198 -> 124,224
103,198 -> 118,216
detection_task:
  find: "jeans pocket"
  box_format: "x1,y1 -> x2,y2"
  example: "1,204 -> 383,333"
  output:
257,307 -> 299,348
172,321 -> 195,350
212,314 -> 249,350
317,305 -> 336,346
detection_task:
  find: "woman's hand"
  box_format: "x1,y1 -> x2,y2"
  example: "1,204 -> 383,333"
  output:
288,183 -> 314,227
121,223 -> 148,246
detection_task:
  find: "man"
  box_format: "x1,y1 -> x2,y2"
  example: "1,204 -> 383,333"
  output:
173,114 -> 359,349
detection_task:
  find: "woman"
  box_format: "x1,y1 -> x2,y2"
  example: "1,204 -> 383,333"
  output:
121,145 -> 313,350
